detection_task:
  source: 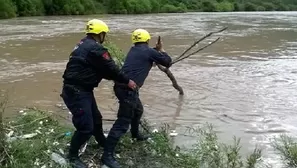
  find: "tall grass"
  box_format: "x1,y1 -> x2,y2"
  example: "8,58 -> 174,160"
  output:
0,108 -> 263,168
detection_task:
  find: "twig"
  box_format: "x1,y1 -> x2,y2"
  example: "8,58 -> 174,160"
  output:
102,118 -> 151,134
2,146 -> 13,161
174,27 -> 227,61
140,121 -> 151,134
157,65 -> 184,95
172,37 -> 221,64
0,142 -> 14,165
102,119 -> 116,122
90,152 -> 98,160
11,116 -> 50,128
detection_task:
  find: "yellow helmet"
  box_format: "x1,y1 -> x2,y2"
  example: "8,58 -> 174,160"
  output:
131,29 -> 151,44
85,19 -> 109,34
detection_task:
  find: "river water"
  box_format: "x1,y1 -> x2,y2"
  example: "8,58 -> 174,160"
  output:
1,12 -> 297,167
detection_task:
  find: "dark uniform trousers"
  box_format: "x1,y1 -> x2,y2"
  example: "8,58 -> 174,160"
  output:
61,84 -> 106,157
104,84 -> 143,154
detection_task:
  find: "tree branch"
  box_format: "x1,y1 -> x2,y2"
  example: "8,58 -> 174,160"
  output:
172,37 -> 221,64
157,64 -> 184,95
174,27 -> 228,62
153,28 -> 227,95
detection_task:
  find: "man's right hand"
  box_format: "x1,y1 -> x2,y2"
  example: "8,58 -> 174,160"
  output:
128,80 -> 137,90
155,39 -> 165,52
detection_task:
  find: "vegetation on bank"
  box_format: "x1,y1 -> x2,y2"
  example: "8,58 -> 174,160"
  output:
1,108 -> 264,168
273,135 -> 297,167
1,95 -> 297,168
1,0 -> 297,19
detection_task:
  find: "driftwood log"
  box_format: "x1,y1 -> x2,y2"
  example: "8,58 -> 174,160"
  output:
156,27 -> 228,95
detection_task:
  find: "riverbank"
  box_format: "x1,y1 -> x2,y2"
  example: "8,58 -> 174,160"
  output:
1,0 -> 297,19
2,101 -> 297,167
0,105 -> 264,168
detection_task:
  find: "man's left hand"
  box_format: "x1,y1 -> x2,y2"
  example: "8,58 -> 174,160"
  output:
128,79 -> 138,90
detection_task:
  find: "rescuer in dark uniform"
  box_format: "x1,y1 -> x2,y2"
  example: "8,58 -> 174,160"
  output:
60,19 -> 137,168
101,29 -> 172,168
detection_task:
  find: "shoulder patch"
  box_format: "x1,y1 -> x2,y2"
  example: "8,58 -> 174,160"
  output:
102,51 -> 110,60
73,45 -> 79,51
72,41 -> 83,51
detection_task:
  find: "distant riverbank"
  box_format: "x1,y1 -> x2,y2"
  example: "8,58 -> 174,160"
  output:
1,0 -> 297,19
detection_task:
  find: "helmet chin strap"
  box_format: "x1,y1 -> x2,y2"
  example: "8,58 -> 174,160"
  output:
92,33 -> 105,44
99,33 -> 106,44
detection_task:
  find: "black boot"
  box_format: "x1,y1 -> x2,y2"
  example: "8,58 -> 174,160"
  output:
68,156 -> 88,168
68,131 -> 90,168
101,152 -> 121,168
101,137 -> 121,168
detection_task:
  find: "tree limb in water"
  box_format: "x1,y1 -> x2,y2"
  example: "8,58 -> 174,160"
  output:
172,37 -> 221,64
156,36 -> 184,95
155,27 -> 227,95
173,27 -> 228,63
157,64 -> 184,95
172,27 -> 227,64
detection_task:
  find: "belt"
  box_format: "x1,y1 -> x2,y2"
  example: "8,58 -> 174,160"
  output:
114,82 -> 139,92
115,82 -> 129,89
63,84 -> 93,92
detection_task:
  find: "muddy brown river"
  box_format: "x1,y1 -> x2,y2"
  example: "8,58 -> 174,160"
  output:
1,12 -> 297,167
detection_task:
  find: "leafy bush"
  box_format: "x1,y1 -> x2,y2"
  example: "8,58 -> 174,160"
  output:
0,0 -> 16,19
125,0 -> 152,14
273,135 -> 297,167
2,0 -> 297,19
215,1 -> 234,12
12,0 -> 44,16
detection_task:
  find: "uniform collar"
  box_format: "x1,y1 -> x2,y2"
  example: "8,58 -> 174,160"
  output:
134,43 -> 149,48
86,35 -> 96,41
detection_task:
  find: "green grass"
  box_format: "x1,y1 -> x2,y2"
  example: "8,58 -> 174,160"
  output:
273,135 -> 297,167
2,109 -> 73,168
0,108 -> 264,168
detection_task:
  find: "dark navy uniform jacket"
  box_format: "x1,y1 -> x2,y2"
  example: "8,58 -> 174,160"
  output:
120,43 -> 172,88
62,36 -> 129,90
